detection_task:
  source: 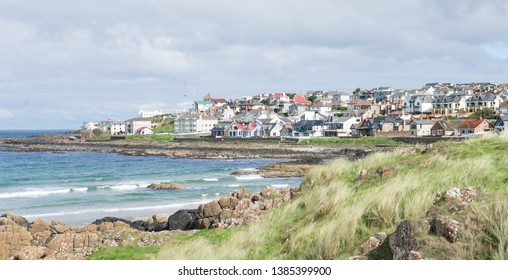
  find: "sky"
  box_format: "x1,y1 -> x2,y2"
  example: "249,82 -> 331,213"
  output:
0,0 -> 508,129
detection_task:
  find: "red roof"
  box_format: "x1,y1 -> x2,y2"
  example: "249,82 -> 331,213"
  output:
293,95 -> 311,104
211,98 -> 228,104
456,119 -> 491,129
234,123 -> 257,131
271,93 -> 284,98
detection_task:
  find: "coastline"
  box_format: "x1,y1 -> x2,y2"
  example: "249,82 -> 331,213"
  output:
0,136 -> 377,159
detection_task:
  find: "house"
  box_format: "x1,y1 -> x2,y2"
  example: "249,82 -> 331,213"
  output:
497,102 -> 508,116
308,103 -> 333,116
269,93 -> 291,103
371,117 -> 406,133
466,93 -> 502,113
293,95 -> 312,105
323,116 -> 361,137
351,118 -> 378,137
125,118 -> 153,135
430,120 -> 455,136
347,99 -> 381,117
298,111 -> 328,121
82,122 -> 100,131
257,119 -> 289,137
291,120 -> 325,138
409,120 -> 435,137
99,120 -> 126,135
493,116 -> 508,137
432,95 -> 468,115
288,104 -> 308,116
174,114 -> 218,134
194,101 -> 213,113
454,119 -> 493,137
402,95 -> 434,114
138,110 -> 163,118
138,127 -> 153,135
229,123 -> 261,138
211,121 -> 234,138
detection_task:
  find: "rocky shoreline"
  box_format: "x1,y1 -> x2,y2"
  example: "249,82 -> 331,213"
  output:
0,186 -> 298,260
0,137 -> 375,160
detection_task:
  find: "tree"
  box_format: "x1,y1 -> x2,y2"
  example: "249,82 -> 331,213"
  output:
467,108 -> 498,120
353,87 -> 361,95
307,95 -> 317,103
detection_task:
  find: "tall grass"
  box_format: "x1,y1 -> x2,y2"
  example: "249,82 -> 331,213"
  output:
153,136 -> 508,259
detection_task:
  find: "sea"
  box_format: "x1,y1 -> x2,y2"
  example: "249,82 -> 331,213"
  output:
0,130 -> 302,226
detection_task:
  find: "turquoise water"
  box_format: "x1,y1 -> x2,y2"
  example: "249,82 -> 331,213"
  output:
0,130 -> 74,138
0,149 -> 301,226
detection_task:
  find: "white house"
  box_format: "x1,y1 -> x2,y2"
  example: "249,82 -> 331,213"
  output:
323,116 -> 361,137
82,122 -> 100,131
409,120 -> 435,137
174,114 -> 218,134
138,110 -> 163,118
291,120 -> 326,138
125,118 -> 153,135
99,120 -> 126,135
402,95 -> 434,114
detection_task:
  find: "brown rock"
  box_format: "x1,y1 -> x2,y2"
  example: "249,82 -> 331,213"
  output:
13,246 -> 45,260
358,169 -> 369,180
202,201 -> 222,218
51,221 -> 69,234
44,234 -> 74,256
376,167 -> 394,177
0,224 -> 33,260
29,219 -> 52,247
361,232 -> 388,255
434,216 -> 460,243
0,217 -> 15,226
1,212 -> 29,228
147,183 -> 185,190
218,197 -> 240,210
261,186 -> 275,198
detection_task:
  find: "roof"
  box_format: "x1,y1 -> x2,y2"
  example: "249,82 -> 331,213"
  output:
456,119 -> 491,129
293,95 -> 311,104
432,120 -> 454,131
195,100 -> 213,105
211,98 -> 228,104
410,119 -> 436,125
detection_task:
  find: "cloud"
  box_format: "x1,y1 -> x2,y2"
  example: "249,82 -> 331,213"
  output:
0,109 -> 14,118
0,1 -> 508,129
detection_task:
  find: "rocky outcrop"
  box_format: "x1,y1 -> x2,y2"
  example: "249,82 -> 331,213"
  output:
231,158 -> 324,178
0,214 -> 173,260
166,210 -> 198,231
147,183 -> 186,190
195,186 -> 298,229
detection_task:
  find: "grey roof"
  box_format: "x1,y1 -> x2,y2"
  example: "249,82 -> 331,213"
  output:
433,95 -> 462,103
467,93 -> 497,102
410,119 -> 435,125
432,120 -> 454,131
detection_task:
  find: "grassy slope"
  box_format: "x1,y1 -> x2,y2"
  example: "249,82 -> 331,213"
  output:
149,135 -> 508,260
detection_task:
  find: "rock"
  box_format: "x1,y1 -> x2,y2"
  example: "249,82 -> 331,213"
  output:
358,169 -> 369,180
409,251 -> 424,260
388,220 -> 430,260
1,212 -> 29,228
261,186 -> 275,198
231,188 -> 249,200
13,246 -> 45,260
51,221 -> 70,234
166,209 -> 198,231
376,167 -> 394,177
0,217 -> 15,226
147,183 -> 185,190
361,232 -> 388,255
434,216 -> 460,243
146,214 -> 168,232
218,197 -> 240,210
201,201 -> 222,218
0,224 -> 33,260
443,187 -> 477,213
29,219 -> 52,246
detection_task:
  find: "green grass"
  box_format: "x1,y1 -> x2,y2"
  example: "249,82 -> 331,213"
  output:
299,136 -> 402,146
126,134 -> 175,142
87,245 -> 160,260
90,134 -> 112,141
150,135 -> 508,260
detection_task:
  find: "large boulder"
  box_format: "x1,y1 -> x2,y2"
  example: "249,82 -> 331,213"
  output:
0,224 -> 33,259
1,212 -> 29,228
434,216 -> 460,243
29,219 -> 52,246
146,214 -> 168,232
166,209 -> 198,231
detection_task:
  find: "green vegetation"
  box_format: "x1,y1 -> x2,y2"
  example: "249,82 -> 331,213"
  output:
467,108 -> 498,120
126,134 -> 175,142
153,118 -> 174,133
299,136 -> 402,146
90,134 -> 112,141
87,244 -> 159,260
148,136 -> 508,259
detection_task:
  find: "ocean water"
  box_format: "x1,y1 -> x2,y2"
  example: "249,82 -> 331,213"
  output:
0,148 -> 301,226
0,130 -> 74,138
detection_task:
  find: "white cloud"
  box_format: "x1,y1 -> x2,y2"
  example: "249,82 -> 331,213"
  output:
0,109 -> 14,118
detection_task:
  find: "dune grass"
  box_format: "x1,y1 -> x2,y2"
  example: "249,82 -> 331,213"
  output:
148,135 -> 508,260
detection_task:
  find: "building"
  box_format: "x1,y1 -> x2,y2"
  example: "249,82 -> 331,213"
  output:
493,116 -> 508,137
174,114 -> 218,134
402,95 -> 434,114
454,119 -> 493,137
409,119 -> 435,137
99,120 -> 126,135
194,101 -> 213,113
323,116 -> 361,137
138,110 -> 163,118
432,95 -> 468,115
466,93 -> 502,113
291,120 -> 325,138
125,118 -> 153,135
430,120 -> 455,136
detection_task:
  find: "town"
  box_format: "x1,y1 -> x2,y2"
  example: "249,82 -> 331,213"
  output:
81,82 -> 508,140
